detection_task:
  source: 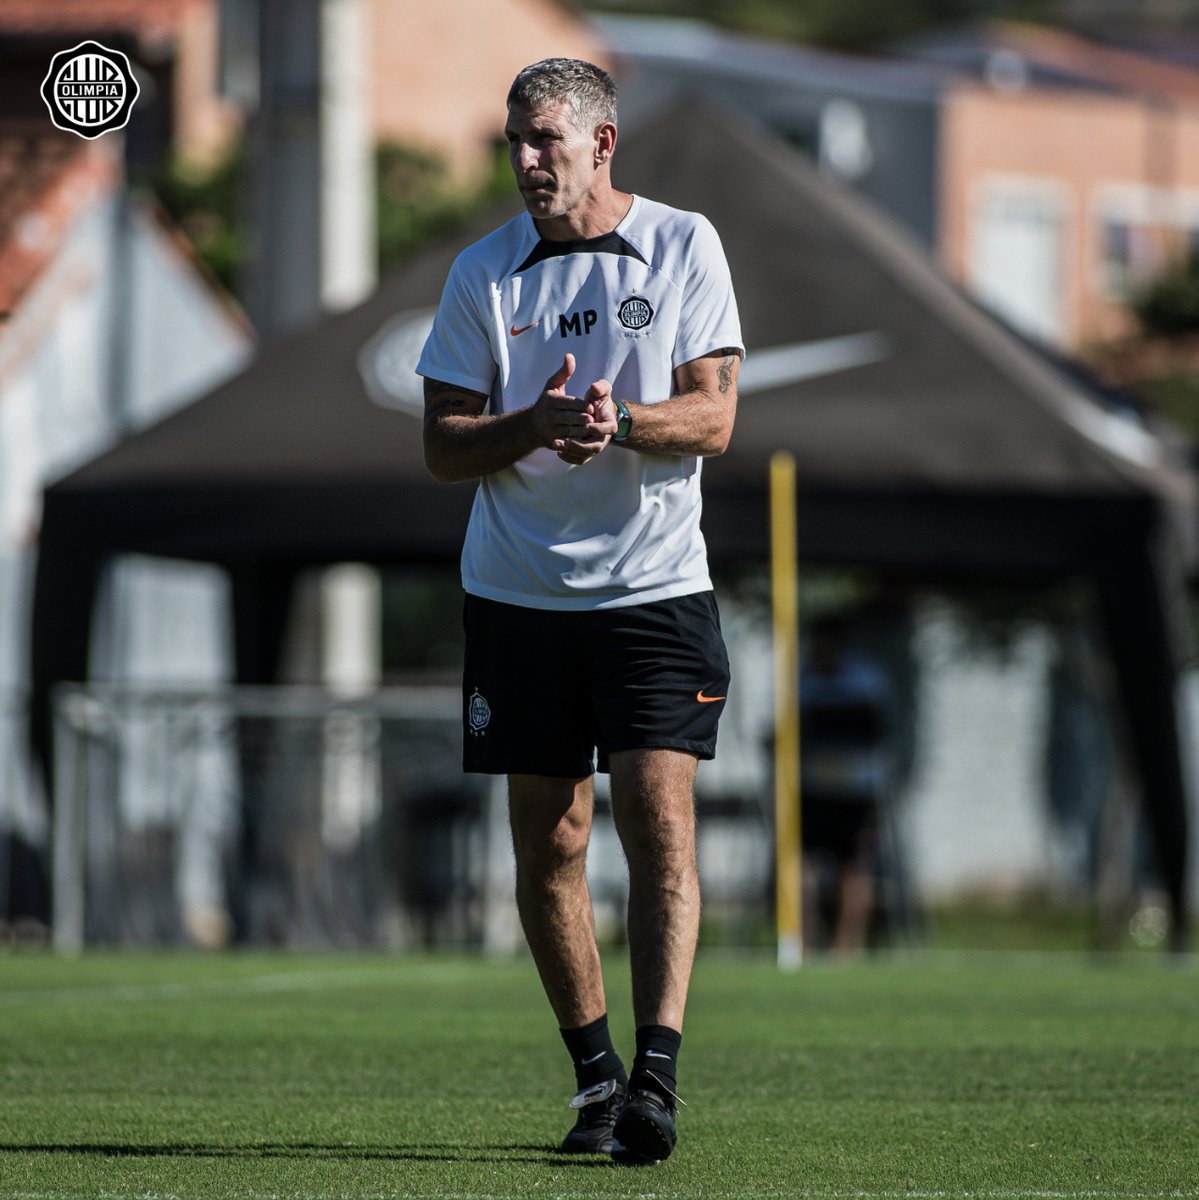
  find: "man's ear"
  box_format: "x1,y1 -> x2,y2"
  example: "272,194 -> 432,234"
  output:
594,120 -> 617,165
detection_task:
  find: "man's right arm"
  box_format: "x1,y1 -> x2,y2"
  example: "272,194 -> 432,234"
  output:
422,379 -> 523,483
421,356 -> 615,483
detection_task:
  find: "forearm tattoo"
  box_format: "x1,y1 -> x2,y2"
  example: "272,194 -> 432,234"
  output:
423,378 -> 486,418
424,379 -> 468,411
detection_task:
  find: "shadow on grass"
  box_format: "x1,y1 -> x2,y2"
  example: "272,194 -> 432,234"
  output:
0,1141 -> 614,1168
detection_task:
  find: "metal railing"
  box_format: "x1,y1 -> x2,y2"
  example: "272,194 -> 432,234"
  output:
51,684 -> 516,952
49,682 -> 776,952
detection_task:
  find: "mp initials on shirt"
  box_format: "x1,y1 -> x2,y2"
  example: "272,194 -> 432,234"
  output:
559,309 -> 598,337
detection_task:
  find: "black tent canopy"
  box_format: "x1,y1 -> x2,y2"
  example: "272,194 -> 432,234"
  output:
33,105 -> 1193,941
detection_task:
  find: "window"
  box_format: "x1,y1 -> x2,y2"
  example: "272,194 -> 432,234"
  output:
971,184 -> 1066,345
1100,218 -> 1155,297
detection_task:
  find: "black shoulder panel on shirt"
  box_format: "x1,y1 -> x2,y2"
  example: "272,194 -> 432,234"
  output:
512,231 -> 648,275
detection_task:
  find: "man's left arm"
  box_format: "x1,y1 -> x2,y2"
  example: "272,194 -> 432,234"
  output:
611,348 -> 741,458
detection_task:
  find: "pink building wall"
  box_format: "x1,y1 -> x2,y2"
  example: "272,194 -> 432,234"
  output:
939,73 -> 1199,349
367,0 -> 610,181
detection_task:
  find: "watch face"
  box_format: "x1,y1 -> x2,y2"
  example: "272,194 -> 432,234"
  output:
614,398 -> 633,441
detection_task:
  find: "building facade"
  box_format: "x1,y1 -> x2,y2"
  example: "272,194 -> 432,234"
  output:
932,24 -> 1199,349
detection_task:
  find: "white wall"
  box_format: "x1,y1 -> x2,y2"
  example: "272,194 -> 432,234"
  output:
124,202 -> 253,427
0,186 -> 252,888
902,602 -> 1056,899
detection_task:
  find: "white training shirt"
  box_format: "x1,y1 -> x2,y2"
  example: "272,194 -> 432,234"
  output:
417,195 -> 744,611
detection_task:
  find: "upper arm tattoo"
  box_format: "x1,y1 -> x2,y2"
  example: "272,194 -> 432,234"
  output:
717,354 -> 738,395
674,348 -> 741,399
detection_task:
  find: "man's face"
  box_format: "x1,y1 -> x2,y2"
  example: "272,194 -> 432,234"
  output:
505,101 -> 599,222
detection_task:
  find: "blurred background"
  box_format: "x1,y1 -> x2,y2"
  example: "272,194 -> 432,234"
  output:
3,0 -> 1199,958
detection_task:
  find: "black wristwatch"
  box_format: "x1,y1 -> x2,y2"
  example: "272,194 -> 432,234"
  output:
612,396 -> 633,442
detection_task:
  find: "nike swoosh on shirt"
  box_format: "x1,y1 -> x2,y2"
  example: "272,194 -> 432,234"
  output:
509,320 -> 540,336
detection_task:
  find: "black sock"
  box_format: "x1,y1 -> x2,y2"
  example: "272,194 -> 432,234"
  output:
560,1014 -> 627,1092
631,1023 -> 682,1101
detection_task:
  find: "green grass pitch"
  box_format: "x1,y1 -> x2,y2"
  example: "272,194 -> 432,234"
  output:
0,949 -> 1195,1199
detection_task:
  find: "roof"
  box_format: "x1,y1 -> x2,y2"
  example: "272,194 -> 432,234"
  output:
1088,28 -> 1199,74
599,14 -> 955,105
0,122 -> 118,316
0,0 -> 200,42
901,19 -> 1199,103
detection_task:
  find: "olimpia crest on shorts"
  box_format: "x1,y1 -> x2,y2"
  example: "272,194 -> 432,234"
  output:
468,689 -> 491,736
42,42 -> 141,140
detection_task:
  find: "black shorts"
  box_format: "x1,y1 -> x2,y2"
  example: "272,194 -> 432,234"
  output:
462,590 -> 731,777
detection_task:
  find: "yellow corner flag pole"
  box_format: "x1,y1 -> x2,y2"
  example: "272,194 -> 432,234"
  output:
770,451 -> 803,971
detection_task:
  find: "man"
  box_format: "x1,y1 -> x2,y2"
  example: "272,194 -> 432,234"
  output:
417,58 -> 742,1165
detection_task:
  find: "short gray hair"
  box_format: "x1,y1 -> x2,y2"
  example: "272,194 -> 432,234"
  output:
507,58 -> 618,132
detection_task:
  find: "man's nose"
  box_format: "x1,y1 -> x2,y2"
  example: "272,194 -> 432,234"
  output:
516,143 -> 538,171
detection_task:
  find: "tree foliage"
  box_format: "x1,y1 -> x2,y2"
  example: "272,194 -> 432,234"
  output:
149,145 -> 245,298
1104,253 -> 1199,439
149,141 -> 514,304
1131,253 -> 1199,339
375,142 -> 511,272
